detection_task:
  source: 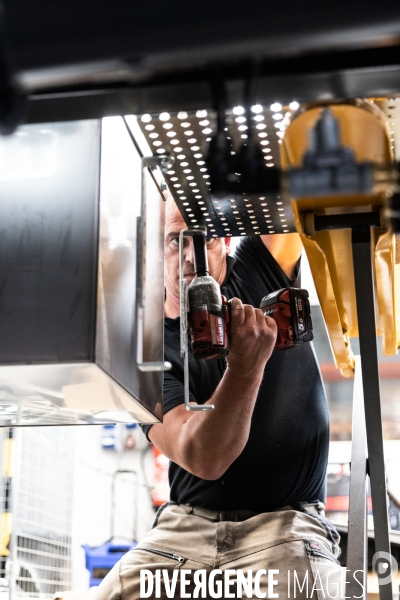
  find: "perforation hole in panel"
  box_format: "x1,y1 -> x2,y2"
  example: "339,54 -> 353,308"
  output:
378,97 -> 399,160
138,106 -> 300,236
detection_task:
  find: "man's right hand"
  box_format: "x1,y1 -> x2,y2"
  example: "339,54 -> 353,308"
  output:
227,298 -> 277,375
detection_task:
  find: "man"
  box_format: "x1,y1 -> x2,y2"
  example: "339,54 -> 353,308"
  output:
97,199 -> 344,599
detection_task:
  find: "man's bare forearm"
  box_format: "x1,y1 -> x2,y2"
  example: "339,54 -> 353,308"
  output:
149,300 -> 277,480
176,365 -> 264,480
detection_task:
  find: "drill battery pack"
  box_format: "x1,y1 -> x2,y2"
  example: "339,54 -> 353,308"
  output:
260,288 -> 314,350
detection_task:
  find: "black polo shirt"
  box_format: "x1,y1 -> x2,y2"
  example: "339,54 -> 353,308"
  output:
142,236 -> 329,512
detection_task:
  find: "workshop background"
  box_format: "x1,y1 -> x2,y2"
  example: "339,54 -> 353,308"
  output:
1,1 -> 400,597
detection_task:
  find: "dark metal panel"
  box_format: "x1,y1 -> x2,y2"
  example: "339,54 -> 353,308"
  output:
4,1 -> 400,73
21,63 -> 400,126
3,1 -> 400,123
0,120 -> 100,364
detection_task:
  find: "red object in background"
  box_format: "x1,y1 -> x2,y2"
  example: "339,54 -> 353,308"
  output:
152,446 -> 170,508
326,495 -> 350,511
326,494 -> 373,512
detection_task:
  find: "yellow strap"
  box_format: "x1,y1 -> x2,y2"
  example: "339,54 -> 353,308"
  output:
0,512 -> 12,557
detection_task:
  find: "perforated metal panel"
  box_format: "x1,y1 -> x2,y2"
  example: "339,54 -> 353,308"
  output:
138,104 -> 299,237
375,97 -> 400,161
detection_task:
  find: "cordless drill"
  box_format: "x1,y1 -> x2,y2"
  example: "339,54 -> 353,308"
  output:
260,288 -> 314,349
187,233 -> 230,360
187,233 -> 313,358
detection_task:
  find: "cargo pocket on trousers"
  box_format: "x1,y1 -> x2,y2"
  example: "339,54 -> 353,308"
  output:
304,539 -> 345,600
127,547 -> 188,600
135,546 -> 187,566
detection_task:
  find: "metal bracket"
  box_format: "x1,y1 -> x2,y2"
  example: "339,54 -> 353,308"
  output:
351,227 -> 393,600
179,228 -> 215,412
346,355 -> 368,599
137,154 -> 174,372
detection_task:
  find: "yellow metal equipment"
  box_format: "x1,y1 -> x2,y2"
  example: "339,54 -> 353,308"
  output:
281,101 -> 400,376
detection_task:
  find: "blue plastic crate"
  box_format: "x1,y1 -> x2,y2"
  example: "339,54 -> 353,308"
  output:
83,541 -> 137,586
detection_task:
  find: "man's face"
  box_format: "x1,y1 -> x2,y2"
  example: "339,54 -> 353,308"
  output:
164,200 -> 230,301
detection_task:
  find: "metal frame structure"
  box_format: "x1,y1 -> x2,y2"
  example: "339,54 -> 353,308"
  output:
352,228 -> 392,598
346,356 -> 368,598
0,426 -> 75,599
310,213 -> 394,598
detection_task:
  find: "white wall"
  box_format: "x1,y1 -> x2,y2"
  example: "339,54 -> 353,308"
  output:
71,424 -> 156,591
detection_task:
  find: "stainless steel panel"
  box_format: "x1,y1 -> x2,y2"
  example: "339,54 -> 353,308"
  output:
0,117 -> 165,425
96,117 -> 164,421
0,364 -> 159,426
0,120 -> 99,362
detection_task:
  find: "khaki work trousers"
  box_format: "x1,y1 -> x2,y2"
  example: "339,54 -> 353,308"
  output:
96,503 -> 350,600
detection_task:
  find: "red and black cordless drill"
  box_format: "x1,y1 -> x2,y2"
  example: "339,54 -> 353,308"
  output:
187,233 -> 313,358
187,232 -> 230,360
